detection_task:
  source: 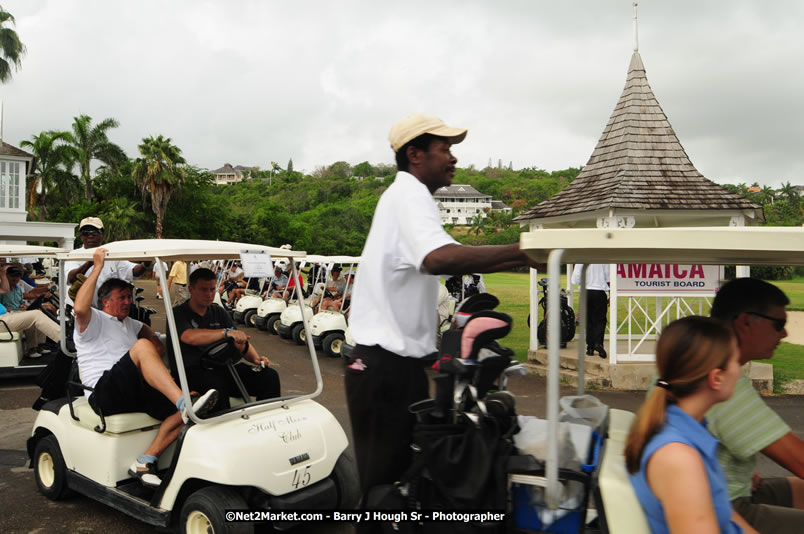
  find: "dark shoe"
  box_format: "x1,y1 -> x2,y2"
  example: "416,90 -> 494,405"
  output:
596,344 -> 607,359
586,347 -> 595,356
128,461 -> 161,488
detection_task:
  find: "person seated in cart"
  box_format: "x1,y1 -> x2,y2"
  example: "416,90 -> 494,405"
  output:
272,269 -> 304,302
316,265 -> 348,312
171,268 -> 280,410
74,248 -> 218,488
626,316 -> 756,533
706,278 -> 802,533
0,263 -> 61,358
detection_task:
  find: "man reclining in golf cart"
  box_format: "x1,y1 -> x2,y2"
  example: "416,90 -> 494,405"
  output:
171,267 -> 280,410
74,248 -> 218,488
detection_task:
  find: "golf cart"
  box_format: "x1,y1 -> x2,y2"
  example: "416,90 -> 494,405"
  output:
276,255 -> 328,345
518,226 -> 804,533
28,239 -> 359,533
0,244 -> 66,379
308,256 -> 359,358
252,260 -> 297,334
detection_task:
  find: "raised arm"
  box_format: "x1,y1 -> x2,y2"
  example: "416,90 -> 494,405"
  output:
74,248 -> 107,333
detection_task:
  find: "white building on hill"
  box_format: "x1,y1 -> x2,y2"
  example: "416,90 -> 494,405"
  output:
433,184 -> 509,225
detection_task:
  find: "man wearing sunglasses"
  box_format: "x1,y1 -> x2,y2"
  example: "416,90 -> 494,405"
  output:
707,277 -> 799,533
64,217 -> 148,308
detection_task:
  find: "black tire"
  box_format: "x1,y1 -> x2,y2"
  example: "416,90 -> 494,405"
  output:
255,317 -> 267,331
292,323 -> 306,345
267,314 -> 281,336
331,452 -> 360,509
243,309 -> 257,328
322,332 -> 345,358
33,435 -> 72,500
180,486 -> 253,534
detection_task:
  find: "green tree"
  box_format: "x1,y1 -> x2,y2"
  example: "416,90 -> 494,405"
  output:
131,135 -> 187,238
0,6 -> 25,83
353,161 -> 373,178
20,130 -> 75,221
287,158 -> 293,173
67,114 -> 127,200
99,197 -> 144,241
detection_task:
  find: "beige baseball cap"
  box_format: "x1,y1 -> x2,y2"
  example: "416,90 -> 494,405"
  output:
79,216 -> 104,230
388,113 -> 467,153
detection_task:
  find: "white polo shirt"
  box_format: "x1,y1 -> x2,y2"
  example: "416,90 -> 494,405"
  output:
571,264 -> 610,292
64,246 -> 138,308
74,307 -> 144,397
350,171 -> 456,357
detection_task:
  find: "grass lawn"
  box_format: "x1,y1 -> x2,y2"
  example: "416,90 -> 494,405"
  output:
482,272 -> 804,385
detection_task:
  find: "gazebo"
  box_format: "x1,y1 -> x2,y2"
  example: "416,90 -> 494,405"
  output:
514,15 -> 761,368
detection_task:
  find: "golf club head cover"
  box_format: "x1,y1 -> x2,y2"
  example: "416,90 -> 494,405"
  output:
454,293 -> 499,316
460,311 -> 513,361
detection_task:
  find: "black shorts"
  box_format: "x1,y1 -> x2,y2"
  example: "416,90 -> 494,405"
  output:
89,352 -> 177,421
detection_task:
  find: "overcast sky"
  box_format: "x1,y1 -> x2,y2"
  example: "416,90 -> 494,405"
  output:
2,0 -> 802,187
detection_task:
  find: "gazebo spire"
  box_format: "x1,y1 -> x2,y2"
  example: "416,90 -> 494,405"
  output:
633,2 -> 639,52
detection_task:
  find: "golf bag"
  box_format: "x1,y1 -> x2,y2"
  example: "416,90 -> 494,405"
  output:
367,294 -> 521,533
535,278 -> 575,348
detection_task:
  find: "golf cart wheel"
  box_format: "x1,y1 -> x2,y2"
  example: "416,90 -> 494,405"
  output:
292,323 -> 306,345
267,314 -> 281,335
181,486 -> 252,534
244,309 -> 257,328
33,435 -> 72,500
322,333 -> 345,358
332,451 -> 360,509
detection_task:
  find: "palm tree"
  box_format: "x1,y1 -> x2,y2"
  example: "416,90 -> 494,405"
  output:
67,114 -> 127,200
131,135 -> 186,238
760,185 -> 775,206
100,197 -> 142,241
0,7 -> 25,83
20,130 -> 75,221
780,181 -> 800,204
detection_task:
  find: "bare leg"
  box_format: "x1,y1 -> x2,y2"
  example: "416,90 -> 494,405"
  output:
128,339 -> 183,405
143,412 -> 183,457
789,477 -> 804,509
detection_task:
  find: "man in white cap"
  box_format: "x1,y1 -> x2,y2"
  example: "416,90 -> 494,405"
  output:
64,217 -> 148,308
346,113 -> 536,507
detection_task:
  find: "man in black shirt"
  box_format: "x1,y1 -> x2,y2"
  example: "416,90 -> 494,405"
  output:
170,268 -> 280,410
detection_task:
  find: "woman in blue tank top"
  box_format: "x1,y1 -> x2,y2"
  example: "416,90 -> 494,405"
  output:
624,316 -> 756,534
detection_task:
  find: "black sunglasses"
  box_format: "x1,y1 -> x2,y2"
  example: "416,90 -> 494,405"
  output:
80,229 -> 102,236
746,311 -> 786,332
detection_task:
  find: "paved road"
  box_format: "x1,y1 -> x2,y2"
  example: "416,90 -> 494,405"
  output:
1,282 -> 801,533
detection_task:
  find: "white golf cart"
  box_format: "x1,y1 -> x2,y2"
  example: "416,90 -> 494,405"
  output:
231,262 -> 282,328
28,239 -> 359,533
519,226 -> 804,533
308,256 -> 359,358
0,244 -> 66,379
252,260 -> 297,334
276,255 -> 328,345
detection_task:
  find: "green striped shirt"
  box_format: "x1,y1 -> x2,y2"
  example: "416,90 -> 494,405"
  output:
706,375 -> 790,499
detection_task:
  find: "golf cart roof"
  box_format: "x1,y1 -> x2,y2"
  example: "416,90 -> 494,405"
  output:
0,244 -> 66,257
323,255 -> 361,264
56,239 -> 306,262
520,227 -> 804,266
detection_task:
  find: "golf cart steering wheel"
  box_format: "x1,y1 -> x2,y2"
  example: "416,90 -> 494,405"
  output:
200,337 -> 243,370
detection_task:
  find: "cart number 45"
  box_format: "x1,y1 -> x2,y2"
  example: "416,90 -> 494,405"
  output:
292,466 -> 311,489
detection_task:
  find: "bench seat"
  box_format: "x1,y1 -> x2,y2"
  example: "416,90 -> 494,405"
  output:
71,397 -> 161,434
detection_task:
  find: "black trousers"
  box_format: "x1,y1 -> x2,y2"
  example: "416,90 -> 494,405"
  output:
344,345 -> 429,498
586,290 -> 608,349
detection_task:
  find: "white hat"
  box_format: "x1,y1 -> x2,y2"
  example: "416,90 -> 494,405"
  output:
388,113 -> 467,153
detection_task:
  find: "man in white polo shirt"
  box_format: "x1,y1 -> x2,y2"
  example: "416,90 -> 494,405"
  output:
74,248 -> 216,488
346,113 -> 535,505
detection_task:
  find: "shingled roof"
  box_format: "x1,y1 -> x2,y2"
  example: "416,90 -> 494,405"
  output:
0,141 -> 34,159
515,52 -> 760,222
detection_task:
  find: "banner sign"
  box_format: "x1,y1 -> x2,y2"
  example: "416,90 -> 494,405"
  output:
240,250 -> 274,278
616,264 -> 723,294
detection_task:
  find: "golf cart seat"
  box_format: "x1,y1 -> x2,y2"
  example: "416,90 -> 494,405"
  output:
0,321 -> 24,367
593,409 -> 650,534
71,397 -> 161,434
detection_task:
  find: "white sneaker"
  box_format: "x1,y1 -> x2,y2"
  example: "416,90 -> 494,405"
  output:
27,351 -> 43,359
128,461 -> 161,488
181,389 -> 218,424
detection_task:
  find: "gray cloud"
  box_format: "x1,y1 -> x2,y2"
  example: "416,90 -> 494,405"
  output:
2,0 -> 802,186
